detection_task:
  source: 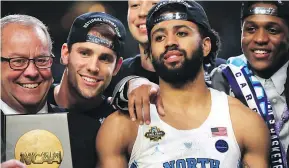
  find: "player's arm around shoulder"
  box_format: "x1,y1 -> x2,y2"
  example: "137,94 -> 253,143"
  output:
228,96 -> 270,167
96,110 -> 139,168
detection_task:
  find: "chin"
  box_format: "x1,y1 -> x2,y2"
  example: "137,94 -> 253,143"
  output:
80,93 -> 97,100
133,34 -> 148,44
250,60 -> 270,68
250,64 -> 272,73
138,37 -> 148,44
80,90 -> 102,100
18,98 -> 42,107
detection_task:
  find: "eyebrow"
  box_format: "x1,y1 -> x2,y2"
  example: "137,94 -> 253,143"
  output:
99,53 -> 116,60
77,46 -> 116,57
151,27 -> 166,37
151,24 -> 194,37
174,25 -> 193,31
244,21 -> 282,27
76,46 -> 93,52
5,53 -> 50,58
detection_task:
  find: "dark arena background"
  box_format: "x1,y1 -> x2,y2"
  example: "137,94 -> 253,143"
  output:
1,1 -> 243,83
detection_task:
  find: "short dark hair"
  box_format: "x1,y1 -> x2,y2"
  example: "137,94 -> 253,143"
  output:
198,26 -> 221,66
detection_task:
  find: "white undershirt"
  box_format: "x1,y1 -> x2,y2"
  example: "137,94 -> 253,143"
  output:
0,99 -> 48,115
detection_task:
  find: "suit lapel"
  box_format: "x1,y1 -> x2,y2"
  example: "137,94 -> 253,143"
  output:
1,110 -> 6,161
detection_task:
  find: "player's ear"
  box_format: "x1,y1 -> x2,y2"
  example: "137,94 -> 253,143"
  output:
61,43 -> 69,65
202,37 -> 211,57
113,57 -> 123,76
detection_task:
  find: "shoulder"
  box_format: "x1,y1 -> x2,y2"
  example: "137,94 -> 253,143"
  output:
210,64 -> 231,94
101,111 -> 138,131
227,96 -> 269,148
227,96 -> 265,126
117,55 -> 141,76
215,58 -> 226,66
211,63 -> 228,75
82,98 -> 114,119
227,97 -> 270,164
210,65 -> 226,80
48,103 -> 67,113
98,111 -> 139,140
97,110 -> 139,151
122,55 -> 141,68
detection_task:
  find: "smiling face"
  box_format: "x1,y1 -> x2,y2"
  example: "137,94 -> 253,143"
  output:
65,43 -> 120,99
127,0 -> 159,44
150,19 -> 210,86
241,3 -> 289,77
1,23 -> 53,112
61,25 -> 122,100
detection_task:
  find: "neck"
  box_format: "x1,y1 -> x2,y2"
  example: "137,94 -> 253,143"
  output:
55,69 -> 104,110
159,69 -> 210,114
139,43 -> 155,72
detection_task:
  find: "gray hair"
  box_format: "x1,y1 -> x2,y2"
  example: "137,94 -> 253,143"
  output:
1,14 -> 53,53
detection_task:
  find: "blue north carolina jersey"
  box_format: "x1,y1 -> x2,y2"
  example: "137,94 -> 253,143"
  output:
128,88 -> 241,168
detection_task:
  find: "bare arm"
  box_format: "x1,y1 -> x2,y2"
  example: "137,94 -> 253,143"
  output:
229,97 -> 270,167
96,111 -> 138,168
241,112 -> 270,168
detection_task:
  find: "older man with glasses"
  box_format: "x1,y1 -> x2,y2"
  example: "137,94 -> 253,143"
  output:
0,14 -> 59,115
0,14 -> 64,168
1,56 -> 54,70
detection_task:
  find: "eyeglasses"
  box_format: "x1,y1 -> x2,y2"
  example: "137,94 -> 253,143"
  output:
1,55 -> 54,70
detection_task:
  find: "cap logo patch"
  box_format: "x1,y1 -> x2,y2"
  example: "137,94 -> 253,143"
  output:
153,12 -> 187,25
249,7 -> 278,16
86,35 -> 114,50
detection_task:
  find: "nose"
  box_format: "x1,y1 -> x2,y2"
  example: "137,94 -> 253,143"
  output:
253,29 -> 269,45
139,3 -> 150,18
165,34 -> 179,49
22,60 -> 40,79
87,56 -> 100,74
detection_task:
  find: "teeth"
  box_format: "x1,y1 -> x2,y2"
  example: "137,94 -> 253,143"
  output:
139,24 -> 146,29
254,50 -> 268,54
82,76 -> 97,83
21,83 -> 39,89
168,55 -> 177,59
165,55 -> 179,61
